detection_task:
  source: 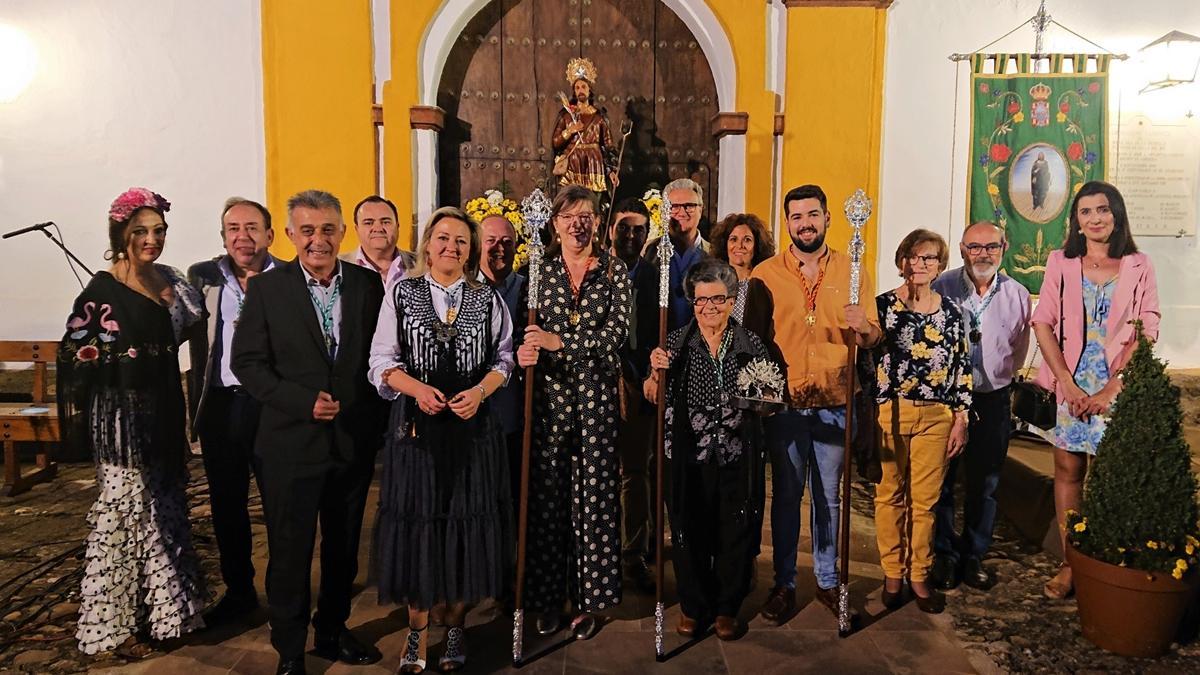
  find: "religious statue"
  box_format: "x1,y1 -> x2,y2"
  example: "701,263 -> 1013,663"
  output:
552,57 -> 618,202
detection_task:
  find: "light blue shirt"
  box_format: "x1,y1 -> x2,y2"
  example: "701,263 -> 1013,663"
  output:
217,256 -> 276,386
933,266 -> 1032,393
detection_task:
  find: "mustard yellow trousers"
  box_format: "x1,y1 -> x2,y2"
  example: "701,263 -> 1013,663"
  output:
874,398 -> 953,582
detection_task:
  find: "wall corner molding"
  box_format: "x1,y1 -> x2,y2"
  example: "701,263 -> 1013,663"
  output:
409,105 -> 446,132
711,111 -> 749,139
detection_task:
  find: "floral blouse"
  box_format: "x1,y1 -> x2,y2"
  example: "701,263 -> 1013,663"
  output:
873,291 -> 973,411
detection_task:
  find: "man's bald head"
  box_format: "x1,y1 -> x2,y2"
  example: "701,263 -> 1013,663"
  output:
962,220 -> 1006,244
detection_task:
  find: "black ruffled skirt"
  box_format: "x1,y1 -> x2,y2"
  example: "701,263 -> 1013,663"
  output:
373,398 -> 513,609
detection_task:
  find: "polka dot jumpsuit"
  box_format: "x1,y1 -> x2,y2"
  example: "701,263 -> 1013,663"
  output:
523,251 -> 629,614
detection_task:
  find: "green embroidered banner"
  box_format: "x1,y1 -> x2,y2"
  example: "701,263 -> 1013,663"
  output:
968,53 -> 1110,292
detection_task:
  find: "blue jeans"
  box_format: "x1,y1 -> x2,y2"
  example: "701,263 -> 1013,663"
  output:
768,407 -> 847,591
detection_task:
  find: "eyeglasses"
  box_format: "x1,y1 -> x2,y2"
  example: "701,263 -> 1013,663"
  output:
668,203 -> 700,213
556,214 -> 595,227
907,254 -> 941,267
692,294 -> 731,307
964,243 -> 1003,255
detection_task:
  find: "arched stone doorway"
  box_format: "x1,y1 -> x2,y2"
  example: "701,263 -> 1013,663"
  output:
435,0 -> 721,224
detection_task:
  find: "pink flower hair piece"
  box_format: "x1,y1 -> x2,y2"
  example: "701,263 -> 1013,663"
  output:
109,187 -> 171,223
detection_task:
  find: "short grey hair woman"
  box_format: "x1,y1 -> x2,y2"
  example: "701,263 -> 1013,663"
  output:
644,258 -> 782,641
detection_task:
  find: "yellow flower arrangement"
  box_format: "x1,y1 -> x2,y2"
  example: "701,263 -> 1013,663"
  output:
1147,540 -> 1160,550
1073,521 -> 1087,533
465,188 -> 528,271
642,188 -> 666,241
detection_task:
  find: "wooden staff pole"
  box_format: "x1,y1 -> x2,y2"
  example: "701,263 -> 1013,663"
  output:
513,189 -> 551,666
653,195 -> 675,661
838,189 -> 871,638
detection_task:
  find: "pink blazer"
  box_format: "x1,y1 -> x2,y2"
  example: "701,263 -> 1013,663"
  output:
1031,250 -> 1160,400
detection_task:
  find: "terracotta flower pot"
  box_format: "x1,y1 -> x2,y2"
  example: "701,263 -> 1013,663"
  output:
1067,542 -> 1200,657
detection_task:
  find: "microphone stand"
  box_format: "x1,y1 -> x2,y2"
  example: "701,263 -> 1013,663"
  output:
6,225 -> 95,277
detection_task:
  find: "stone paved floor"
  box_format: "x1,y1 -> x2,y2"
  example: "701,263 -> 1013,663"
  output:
1,459 -> 986,675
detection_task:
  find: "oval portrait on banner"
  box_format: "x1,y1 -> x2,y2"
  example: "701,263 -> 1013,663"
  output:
1009,142 -> 1069,224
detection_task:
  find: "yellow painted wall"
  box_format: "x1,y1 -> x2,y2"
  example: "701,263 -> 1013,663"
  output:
263,0 -> 888,262
261,0 -> 375,258
380,0 -> 437,249
781,5 -> 887,271
711,0 -> 778,225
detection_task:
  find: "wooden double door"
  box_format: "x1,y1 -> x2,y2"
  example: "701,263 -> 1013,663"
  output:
437,0 -> 719,222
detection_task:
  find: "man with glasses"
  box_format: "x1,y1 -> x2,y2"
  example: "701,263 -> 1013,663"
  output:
751,184 -> 881,624
640,178 -> 710,333
930,221 -> 1030,590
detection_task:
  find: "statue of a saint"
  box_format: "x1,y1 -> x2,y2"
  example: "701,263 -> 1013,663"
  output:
552,57 -> 618,201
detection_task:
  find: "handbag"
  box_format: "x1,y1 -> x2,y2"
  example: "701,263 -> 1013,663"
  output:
1011,269 -> 1063,430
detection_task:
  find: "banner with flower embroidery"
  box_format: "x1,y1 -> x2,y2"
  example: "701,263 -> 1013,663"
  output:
968,53 -> 1110,293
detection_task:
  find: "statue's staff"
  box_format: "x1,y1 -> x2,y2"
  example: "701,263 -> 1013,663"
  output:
513,188 -> 551,666
838,189 -> 871,638
653,191 -> 675,661
597,118 -> 633,247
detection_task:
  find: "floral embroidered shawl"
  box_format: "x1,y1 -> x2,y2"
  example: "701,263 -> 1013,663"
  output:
57,267 -> 202,471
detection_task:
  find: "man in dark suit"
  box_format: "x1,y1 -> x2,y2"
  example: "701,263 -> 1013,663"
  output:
187,197 -> 284,624
232,189 -> 385,675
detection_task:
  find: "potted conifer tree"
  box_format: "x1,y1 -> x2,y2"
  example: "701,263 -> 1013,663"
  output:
1066,324 -> 1200,657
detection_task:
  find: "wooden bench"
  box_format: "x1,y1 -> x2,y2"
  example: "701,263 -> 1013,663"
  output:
0,341 -> 59,496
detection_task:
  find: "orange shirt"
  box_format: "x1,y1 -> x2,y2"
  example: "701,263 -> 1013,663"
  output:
751,247 -> 880,409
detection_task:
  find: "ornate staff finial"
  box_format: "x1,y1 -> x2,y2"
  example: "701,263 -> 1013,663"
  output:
521,188 -> 552,305
657,190 -> 674,308
843,189 -> 871,306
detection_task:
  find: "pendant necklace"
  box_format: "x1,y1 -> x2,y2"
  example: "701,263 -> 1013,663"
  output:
799,256 -> 827,327
962,270 -> 999,345
433,280 -> 462,344
563,255 -> 595,327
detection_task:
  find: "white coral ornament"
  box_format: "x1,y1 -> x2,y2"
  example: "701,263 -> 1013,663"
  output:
737,358 -> 785,400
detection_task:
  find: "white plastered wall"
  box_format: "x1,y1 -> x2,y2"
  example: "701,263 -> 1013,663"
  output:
880,0 -> 1200,367
0,1 -> 266,352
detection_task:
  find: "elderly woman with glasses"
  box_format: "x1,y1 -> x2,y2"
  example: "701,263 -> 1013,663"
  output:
871,229 -> 972,615
518,185 -> 630,640
644,259 -> 780,642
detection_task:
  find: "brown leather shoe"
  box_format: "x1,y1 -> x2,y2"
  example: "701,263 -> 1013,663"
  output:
676,614 -> 697,637
760,586 -> 795,624
814,586 -> 860,622
714,616 -> 740,641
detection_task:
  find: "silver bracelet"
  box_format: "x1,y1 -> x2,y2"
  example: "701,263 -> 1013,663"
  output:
476,384 -> 487,399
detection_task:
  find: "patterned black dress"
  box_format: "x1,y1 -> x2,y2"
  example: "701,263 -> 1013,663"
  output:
523,251 -> 630,613
371,276 -> 515,609
57,266 -> 208,653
